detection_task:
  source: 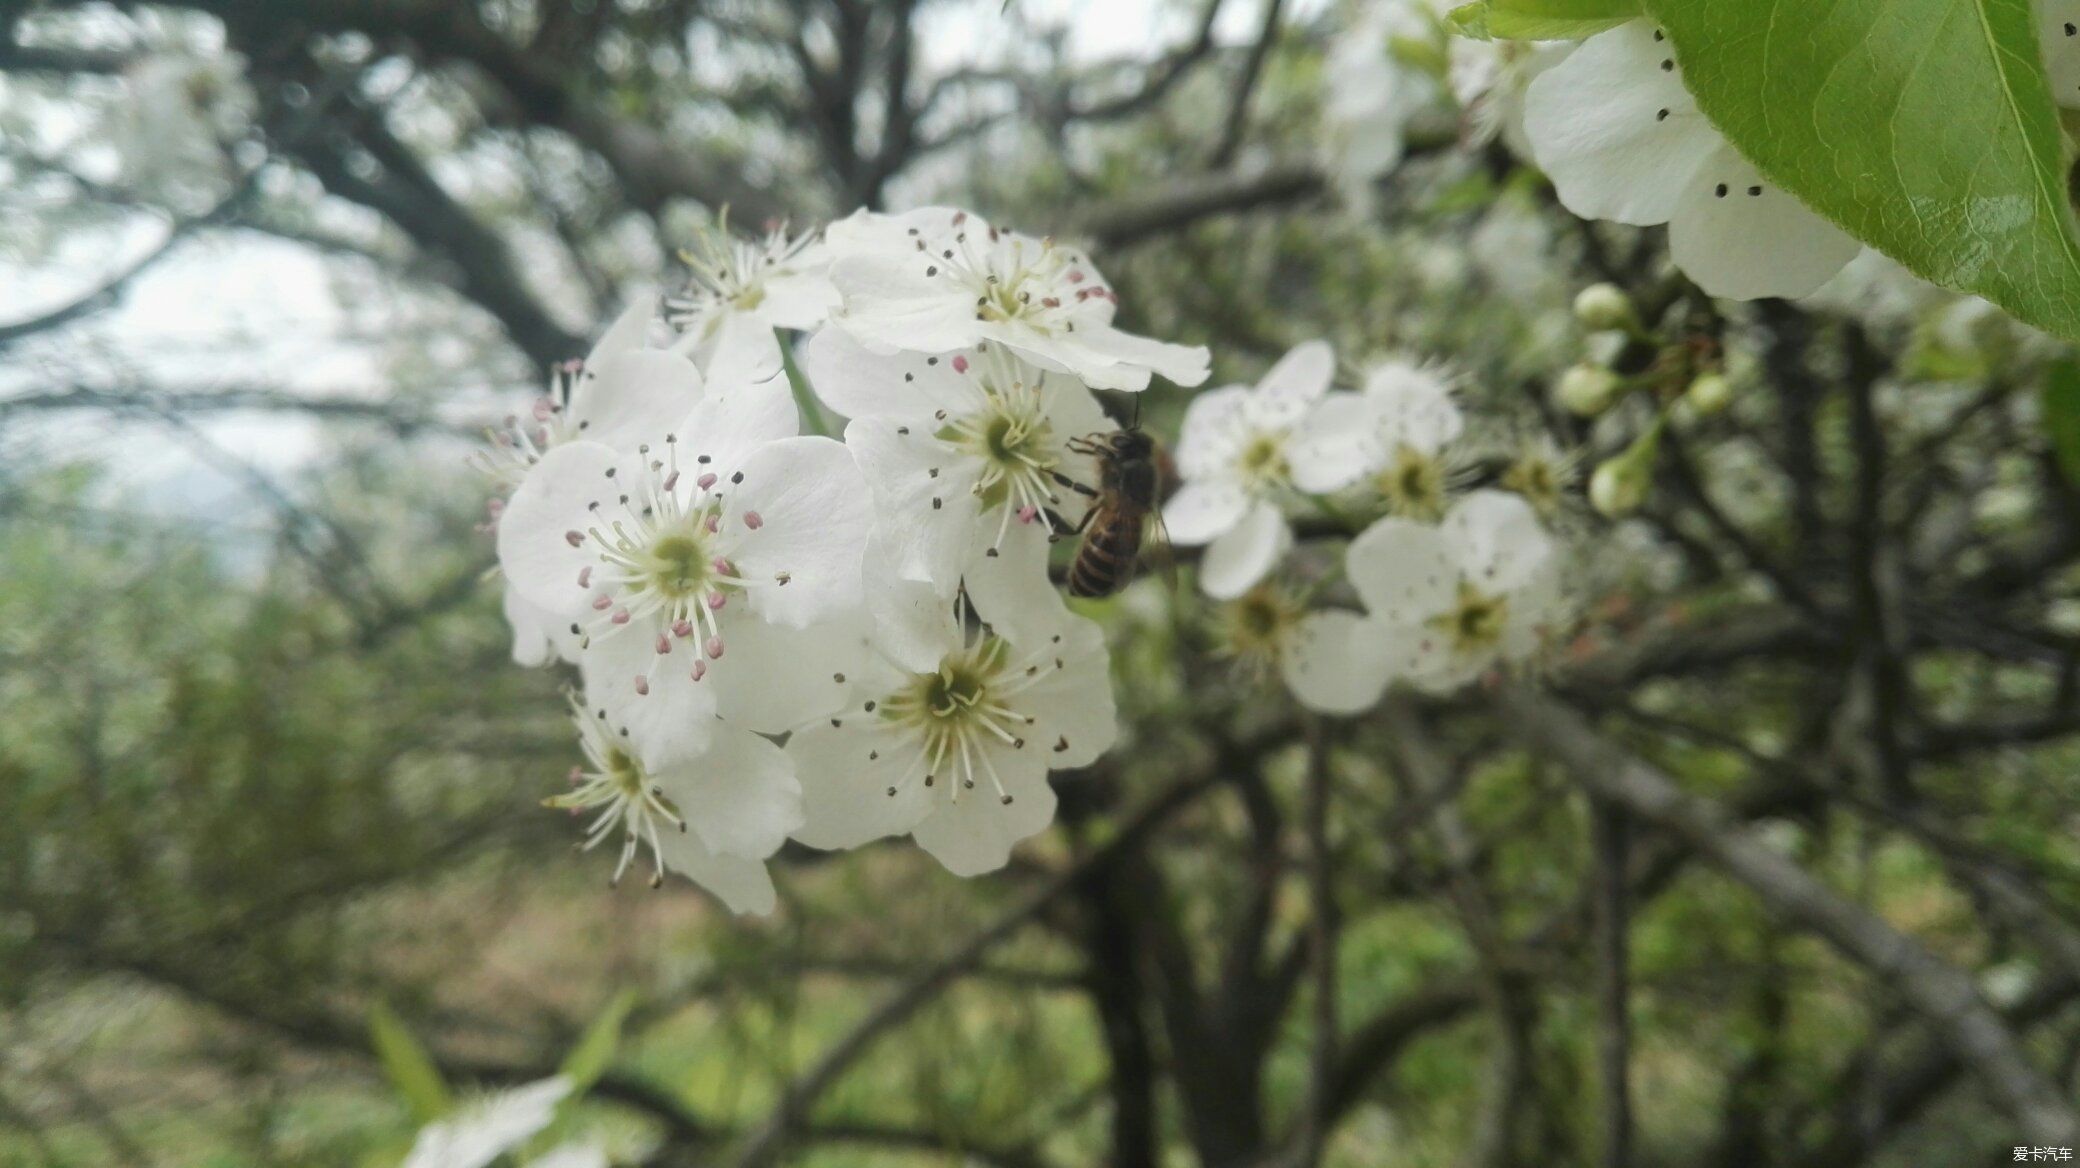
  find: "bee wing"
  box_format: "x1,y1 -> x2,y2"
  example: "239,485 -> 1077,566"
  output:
1142,505 -> 1180,596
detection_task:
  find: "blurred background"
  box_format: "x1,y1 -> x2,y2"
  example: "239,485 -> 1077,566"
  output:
4,2 -> 2079,1166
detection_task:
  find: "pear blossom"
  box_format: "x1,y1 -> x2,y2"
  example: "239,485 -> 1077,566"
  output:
1321,0 -> 1449,209
495,382 -> 871,767
401,1076 -> 571,1168
1313,356 -> 1467,521
665,219 -> 839,375
1496,432 -> 1580,522
788,588 -> 1116,876
545,696 -> 789,912
1216,584 -> 1398,715
823,207 -> 1209,392
802,327 -> 1113,613
479,297 -> 711,668
1522,21 -> 1861,299
1164,341 -> 1365,598
115,52 -> 255,203
1447,36 -> 1563,159
1343,490 -> 1565,700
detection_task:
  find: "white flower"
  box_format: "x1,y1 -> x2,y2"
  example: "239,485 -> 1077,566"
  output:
1164,341 -> 1363,599
115,53 -> 255,201
401,1076 -> 571,1168
1213,584 -> 1397,715
1316,356 -> 1467,520
802,327 -> 1112,610
823,207 -> 1209,392
788,588 -> 1117,876
495,382 -> 872,767
545,696 -> 789,912
1341,490 -> 1565,699
666,219 -> 839,354
2044,2 -> 2080,109
481,297 -> 711,669
1496,431 -> 1580,522
1321,0 -> 1449,209
1522,20 -> 1861,299
1447,36 -> 1564,159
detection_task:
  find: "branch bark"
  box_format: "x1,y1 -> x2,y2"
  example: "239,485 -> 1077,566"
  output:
1494,683 -> 2080,1143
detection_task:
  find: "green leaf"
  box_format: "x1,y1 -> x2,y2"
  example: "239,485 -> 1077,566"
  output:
1644,0 -> 2080,342
369,1001 -> 452,1124
2043,358 -> 2080,482
1448,0 -> 1640,40
557,989 -> 639,1096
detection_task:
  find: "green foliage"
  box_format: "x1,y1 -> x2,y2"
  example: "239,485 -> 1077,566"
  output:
1447,0 -> 1641,40
558,989 -> 640,1097
369,1001 -> 453,1124
1644,0 -> 2080,341
2043,358 -> 2080,482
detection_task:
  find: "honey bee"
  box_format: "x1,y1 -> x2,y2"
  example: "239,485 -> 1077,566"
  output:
1054,427 -> 1172,598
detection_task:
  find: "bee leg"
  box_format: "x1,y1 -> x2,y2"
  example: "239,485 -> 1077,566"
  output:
1043,503 -> 1100,542
1047,470 -> 1100,499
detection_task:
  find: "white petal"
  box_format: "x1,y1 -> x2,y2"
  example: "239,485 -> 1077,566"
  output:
758,269 -> 842,330
722,436 -> 872,628
1281,610 -> 1397,715
1162,480 -> 1251,545
503,587 -> 577,667
1363,359 -> 1463,452
1443,490 -> 1554,595
1384,621 -> 1489,695
402,1077 -> 573,1168
1345,514 -> 1459,622
2043,0 -> 2080,109
568,349 -> 705,450
963,519 -> 1075,643
1174,385 -> 1255,478
579,625 -> 720,769
830,252 -> 987,354
801,326 -> 977,422
496,440 -> 622,617
652,726 -> 803,860
1523,21 -> 1718,226
699,313 -> 786,390
844,418 -> 982,590
910,748 -> 1057,876
1289,392 -> 1382,493
1256,339 -> 1336,412
710,611 -> 869,733
654,828 -> 777,914
584,294 -> 657,368
1027,324 -> 1212,390
1197,500 -> 1290,600
865,560 -> 964,673
678,374 -> 800,472
1667,144 -> 1862,299
1007,613 -> 1118,768
787,721 -> 935,849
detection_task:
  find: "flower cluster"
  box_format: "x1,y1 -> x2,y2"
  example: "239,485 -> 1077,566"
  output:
482,209 -> 1209,912
1167,341 -> 1571,714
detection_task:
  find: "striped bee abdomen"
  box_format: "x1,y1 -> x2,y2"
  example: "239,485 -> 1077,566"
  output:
1067,508 -> 1146,598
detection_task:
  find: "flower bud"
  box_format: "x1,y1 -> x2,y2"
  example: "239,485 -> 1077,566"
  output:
1590,427 -> 1660,518
1572,283 -> 1635,331
1684,371 -> 1732,415
1556,363 -> 1623,417
1589,456 -> 1648,517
